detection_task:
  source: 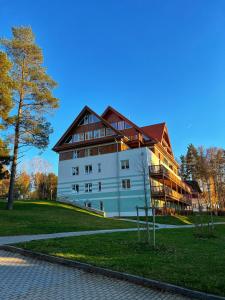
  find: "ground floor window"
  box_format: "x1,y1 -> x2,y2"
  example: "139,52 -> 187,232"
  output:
85,183 -> 92,192
72,184 -> 79,193
122,179 -> 131,189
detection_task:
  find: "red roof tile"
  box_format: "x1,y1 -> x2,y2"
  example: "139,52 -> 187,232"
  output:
141,123 -> 165,142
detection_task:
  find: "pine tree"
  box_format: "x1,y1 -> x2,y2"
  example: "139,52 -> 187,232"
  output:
1,27 -> 59,209
0,51 -> 13,180
186,144 -> 199,180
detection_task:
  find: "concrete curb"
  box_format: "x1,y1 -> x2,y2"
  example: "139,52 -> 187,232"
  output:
0,245 -> 224,300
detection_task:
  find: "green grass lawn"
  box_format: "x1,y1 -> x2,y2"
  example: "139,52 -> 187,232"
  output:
0,200 -> 135,236
17,225 -> 225,297
127,215 -> 225,225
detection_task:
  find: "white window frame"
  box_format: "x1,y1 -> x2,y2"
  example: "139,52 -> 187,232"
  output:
72,166 -> 79,176
122,179 -> 131,189
94,129 -> 100,139
121,160 -> 129,170
106,128 -> 114,136
111,122 -> 118,129
85,165 -> 92,174
72,184 -> 79,193
73,150 -> 79,159
99,128 -> 105,137
84,148 -> 91,157
79,133 -> 84,141
85,183 -> 92,192
117,121 -> 125,130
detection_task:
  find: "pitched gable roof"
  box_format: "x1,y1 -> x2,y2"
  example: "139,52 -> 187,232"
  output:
52,106 -> 123,151
102,106 -> 156,143
141,123 -> 165,142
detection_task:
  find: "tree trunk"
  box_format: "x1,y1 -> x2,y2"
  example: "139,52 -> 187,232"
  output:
7,98 -> 23,210
7,122 -> 20,209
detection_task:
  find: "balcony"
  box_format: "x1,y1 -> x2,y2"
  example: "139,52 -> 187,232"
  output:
149,165 -> 191,194
151,185 -> 191,205
126,133 -> 144,146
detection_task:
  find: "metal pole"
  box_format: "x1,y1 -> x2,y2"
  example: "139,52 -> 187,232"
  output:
153,206 -> 156,248
115,139 -> 121,217
136,206 -> 140,242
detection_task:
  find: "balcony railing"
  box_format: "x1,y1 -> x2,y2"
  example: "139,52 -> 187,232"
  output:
128,133 -> 144,143
150,165 -> 191,194
149,165 -> 167,176
151,185 -> 191,205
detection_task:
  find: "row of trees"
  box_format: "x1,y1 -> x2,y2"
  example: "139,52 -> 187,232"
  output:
180,144 -> 225,209
0,26 -> 59,209
0,171 -> 57,200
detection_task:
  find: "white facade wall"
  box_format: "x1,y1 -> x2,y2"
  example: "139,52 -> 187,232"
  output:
57,147 -> 152,217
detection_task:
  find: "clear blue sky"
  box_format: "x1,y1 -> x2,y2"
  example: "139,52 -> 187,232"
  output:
1,0 -> 225,173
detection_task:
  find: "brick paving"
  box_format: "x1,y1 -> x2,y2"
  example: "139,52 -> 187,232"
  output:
0,250 -> 191,300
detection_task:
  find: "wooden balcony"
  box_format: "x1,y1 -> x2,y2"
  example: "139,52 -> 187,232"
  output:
151,186 -> 192,206
149,165 -> 191,194
127,133 -> 144,145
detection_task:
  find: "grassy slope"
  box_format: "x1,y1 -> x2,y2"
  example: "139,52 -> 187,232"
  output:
17,225 -> 225,297
0,200 -> 135,236
128,215 -> 225,225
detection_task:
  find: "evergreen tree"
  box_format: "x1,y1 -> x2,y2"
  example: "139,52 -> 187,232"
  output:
0,51 -> 13,180
1,27 -> 59,209
186,144 -> 199,180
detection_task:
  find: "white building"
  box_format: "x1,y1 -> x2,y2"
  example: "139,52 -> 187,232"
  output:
53,106 -> 192,217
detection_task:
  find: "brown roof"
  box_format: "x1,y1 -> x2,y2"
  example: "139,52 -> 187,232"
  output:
102,106 -> 157,143
141,123 -> 165,142
52,105 -> 123,152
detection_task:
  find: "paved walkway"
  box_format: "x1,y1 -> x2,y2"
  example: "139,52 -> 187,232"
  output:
117,218 -> 225,229
1,221 -> 225,245
0,250 -> 190,300
0,228 -> 144,245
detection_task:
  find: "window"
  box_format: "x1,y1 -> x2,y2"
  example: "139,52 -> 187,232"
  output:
72,184 -> 79,193
65,136 -> 72,143
94,129 -> 100,139
88,114 -> 99,124
121,160 -> 129,169
85,131 -> 93,140
84,148 -> 92,157
98,163 -> 101,173
83,114 -> 89,125
85,165 -> 92,174
98,182 -> 102,191
85,183 -> 92,192
99,128 -> 105,137
97,147 -> 101,155
117,121 -> 125,130
79,114 -> 100,126
73,150 -> 80,159
124,122 -> 131,129
73,133 -> 84,142
111,122 -> 118,129
106,128 -> 114,136
73,134 -> 79,142
72,167 -> 79,176
122,179 -> 131,189
79,133 -> 84,141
